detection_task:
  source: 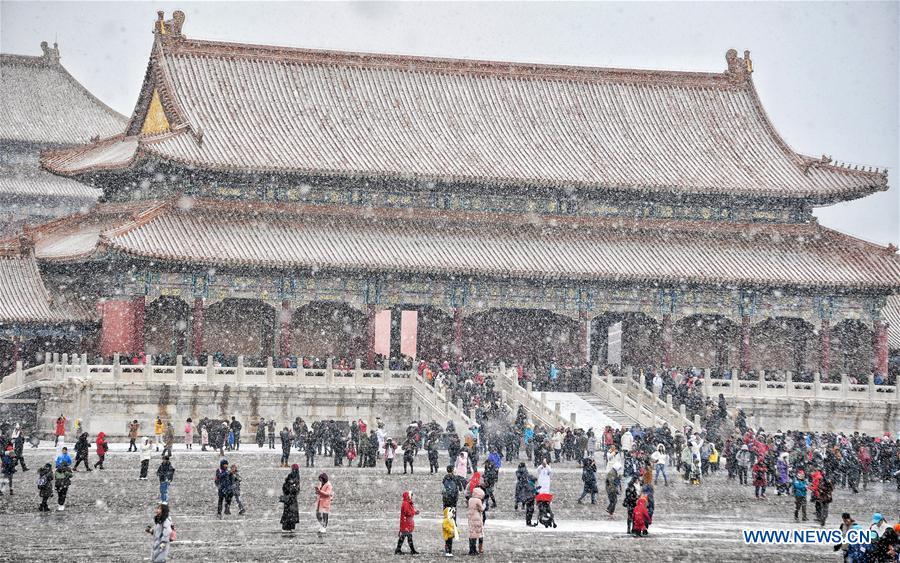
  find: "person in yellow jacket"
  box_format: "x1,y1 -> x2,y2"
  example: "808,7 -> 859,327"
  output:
154,417 -> 164,452
709,446 -> 720,473
442,507 -> 459,557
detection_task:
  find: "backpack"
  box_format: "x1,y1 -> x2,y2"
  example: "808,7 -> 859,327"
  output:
37,474 -> 48,488
169,523 -> 177,542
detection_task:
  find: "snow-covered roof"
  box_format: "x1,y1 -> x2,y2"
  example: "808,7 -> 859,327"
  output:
24,198 -> 900,290
0,241 -> 94,324
0,151 -> 98,201
0,45 -> 126,145
42,12 -> 886,204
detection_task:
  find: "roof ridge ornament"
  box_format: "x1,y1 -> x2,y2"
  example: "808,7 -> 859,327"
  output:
39,41 -> 60,66
802,154 -> 832,175
725,49 -> 752,83
154,10 -> 186,40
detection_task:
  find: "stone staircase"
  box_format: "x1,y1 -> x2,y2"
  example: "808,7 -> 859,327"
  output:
576,392 -> 637,428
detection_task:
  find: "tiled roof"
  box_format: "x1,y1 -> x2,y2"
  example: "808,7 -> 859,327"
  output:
0,151 -> 98,201
42,27 -> 886,203
0,241 -> 95,324
27,198 -> 900,290
0,47 -> 126,145
883,295 -> 900,350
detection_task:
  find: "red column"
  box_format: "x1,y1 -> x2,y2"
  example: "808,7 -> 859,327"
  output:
453,307 -> 464,361
874,320 -> 888,377
100,296 -> 145,359
132,295 -> 145,356
661,313 -> 672,369
820,319 -> 830,378
366,304 -> 376,369
740,314 -> 751,374
279,299 -> 292,359
578,310 -> 590,366
192,297 -> 205,358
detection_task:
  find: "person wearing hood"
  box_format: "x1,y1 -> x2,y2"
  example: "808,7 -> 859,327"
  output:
147,503 -> 173,563
155,453 -> 175,505
37,462 -> 54,511
650,444 -> 669,486
396,491 -> 419,555
454,448 -> 470,479
215,459 -> 234,517
94,432 -> 108,470
442,506 -> 459,557
54,460 -> 72,511
775,452 -> 790,496
315,472 -> 333,533
140,437 -> 153,480
280,464 -> 301,532
631,495 -> 651,536
467,487 -> 486,555
73,432 -> 91,472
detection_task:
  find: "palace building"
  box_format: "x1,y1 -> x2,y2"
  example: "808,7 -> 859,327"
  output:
4,11 -> 899,379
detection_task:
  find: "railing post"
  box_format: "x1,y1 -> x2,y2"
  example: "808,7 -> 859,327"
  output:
606,367 -> 613,388
61,354 -> 68,378
636,383 -> 644,421
354,359 -> 364,386
895,382 -> 900,404
639,373 -> 646,392
43,352 -> 51,379
266,357 -> 275,385
145,354 -> 153,379
81,353 -> 90,378
785,371 -> 792,397
298,357 -> 305,380
679,403 -> 687,422
840,374 -> 849,399
867,377 -> 875,401
14,361 -> 24,387
569,412 -> 577,427
758,370 -> 765,394
112,353 -> 121,381
526,381 -> 533,394
625,365 -> 633,380
693,413 -> 701,430
175,355 -> 184,384
325,358 -> 334,385
236,355 -> 245,384
813,372 -> 821,398
704,368 -> 711,379
666,393 -> 673,411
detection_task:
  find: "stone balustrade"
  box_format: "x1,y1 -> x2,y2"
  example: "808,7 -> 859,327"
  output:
699,370 -> 900,403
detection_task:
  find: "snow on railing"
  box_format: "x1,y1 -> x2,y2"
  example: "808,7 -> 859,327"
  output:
699,370 -> 900,403
591,367 -> 698,431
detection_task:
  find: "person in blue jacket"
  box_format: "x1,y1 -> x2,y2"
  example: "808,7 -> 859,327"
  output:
55,446 -> 72,469
791,469 -> 808,522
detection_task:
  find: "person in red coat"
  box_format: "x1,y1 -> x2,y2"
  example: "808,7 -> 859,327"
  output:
752,458 -> 768,499
94,432 -> 108,470
395,491 -> 419,555
54,416 -> 67,446
631,495 -> 651,536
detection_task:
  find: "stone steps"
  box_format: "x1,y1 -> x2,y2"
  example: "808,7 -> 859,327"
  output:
577,392 -> 638,427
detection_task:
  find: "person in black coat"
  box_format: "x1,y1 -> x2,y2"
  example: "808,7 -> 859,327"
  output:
37,462 -> 54,511
280,464 -> 301,532
256,418 -> 266,448
623,476 -> 639,534
279,428 -> 292,468
482,459 -> 499,509
577,458 -> 598,504
73,433 -> 91,472
442,465 -> 463,517
215,459 -> 234,517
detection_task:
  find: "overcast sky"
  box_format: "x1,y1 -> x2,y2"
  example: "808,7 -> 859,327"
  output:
2,1 -> 898,245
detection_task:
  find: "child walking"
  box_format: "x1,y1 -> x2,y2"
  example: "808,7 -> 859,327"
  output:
442,507 -> 459,556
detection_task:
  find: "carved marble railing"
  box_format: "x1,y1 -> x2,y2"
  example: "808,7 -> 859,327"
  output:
591,366 -> 699,431
699,370 -> 900,404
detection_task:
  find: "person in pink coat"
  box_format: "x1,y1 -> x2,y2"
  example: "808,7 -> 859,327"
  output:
467,486 -> 485,555
315,472 -> 334,533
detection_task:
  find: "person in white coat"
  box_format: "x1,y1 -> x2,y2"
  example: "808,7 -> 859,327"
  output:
537,460 -> 552,494
147,503 -> 173,562
606,445 -> 624,476
620,428 -> 634,453
140,437 -> 153,480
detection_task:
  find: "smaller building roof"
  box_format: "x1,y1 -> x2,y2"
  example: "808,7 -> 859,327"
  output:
0,151 -> 98,201
0,240 -> 95,325
0,43 -> 126,145
22,198 -> 900,291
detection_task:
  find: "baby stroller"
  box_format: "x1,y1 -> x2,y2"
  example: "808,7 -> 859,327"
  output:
536,493 -> 557,528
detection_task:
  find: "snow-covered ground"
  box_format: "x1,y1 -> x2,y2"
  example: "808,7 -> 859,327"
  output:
534,392 -> 621,430
4,446 -> 896,561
